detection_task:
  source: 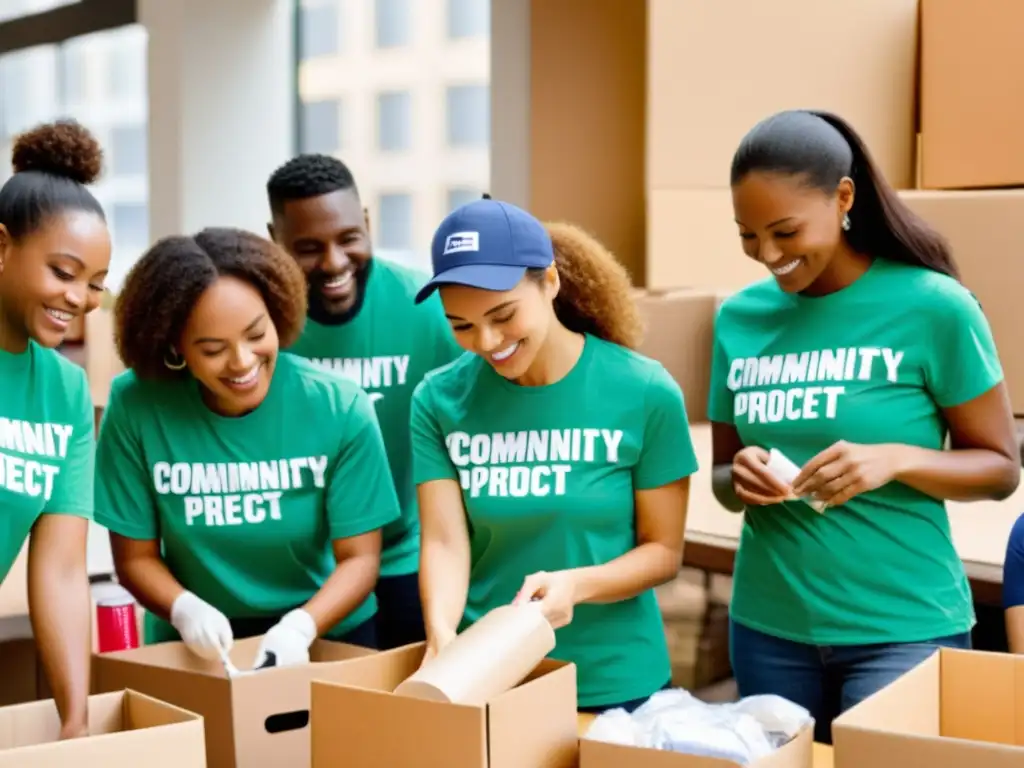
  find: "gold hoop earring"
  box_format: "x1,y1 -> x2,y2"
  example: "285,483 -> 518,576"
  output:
164,348 -> 187,371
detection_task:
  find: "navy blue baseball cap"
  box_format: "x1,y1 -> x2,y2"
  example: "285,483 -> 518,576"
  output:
414,197 -> 554,304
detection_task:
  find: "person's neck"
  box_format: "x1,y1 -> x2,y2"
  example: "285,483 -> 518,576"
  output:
0,310 -> 28,354
801,247 -> 873,297
514,323 -> 585,388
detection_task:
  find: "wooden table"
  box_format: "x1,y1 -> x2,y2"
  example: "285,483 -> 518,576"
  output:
577,713 -> 834,766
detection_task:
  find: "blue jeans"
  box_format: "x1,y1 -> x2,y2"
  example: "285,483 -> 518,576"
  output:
729,618 -> 972,745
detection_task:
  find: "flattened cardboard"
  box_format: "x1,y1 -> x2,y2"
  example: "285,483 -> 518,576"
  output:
93,637 -> 373,768
833,649 -> 1024,768
310,642 -> 578,768
0,689 -> 205,767
580,724 -> 813,767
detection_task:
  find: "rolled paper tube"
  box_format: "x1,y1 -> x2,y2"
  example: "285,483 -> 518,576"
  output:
394,602 -> 557,706
765,448 -> 827,513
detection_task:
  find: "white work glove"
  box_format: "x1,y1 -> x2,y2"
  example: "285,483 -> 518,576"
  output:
252,609 -> 318,670
170,591 -> 234,661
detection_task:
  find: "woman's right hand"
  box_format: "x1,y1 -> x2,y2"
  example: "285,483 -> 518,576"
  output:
169,590 -> 234,660
732,446 -> 794,506
420,626 -> 457,667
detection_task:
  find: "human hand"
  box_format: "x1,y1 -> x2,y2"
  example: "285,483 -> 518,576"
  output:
58,719 -> 88,740
793,441 -> 901,508
421,625 -> 457,667
252,609 -> 318,670
170,591 -> 234,661
732,446 -> 794,506
513,570 -> 577,629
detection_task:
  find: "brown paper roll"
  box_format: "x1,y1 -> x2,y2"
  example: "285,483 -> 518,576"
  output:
394,602 -> 556,706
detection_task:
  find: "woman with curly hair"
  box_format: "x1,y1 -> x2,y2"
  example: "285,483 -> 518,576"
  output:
410,198 -> 698,712
0,120 -> 110,739
93,228 -> 400,667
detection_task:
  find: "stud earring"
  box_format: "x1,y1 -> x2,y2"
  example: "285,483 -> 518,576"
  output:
164,347 -> 187,371
841,213 -> 851,232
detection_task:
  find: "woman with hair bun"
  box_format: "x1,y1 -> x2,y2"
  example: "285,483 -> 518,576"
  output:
0,120 -> 111,739
710,109 -> 1020,743
94,228 -> 400,667
411,198 -> 698,712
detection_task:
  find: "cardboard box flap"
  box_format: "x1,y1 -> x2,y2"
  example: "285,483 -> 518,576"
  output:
941,649 -> 1021,746
834,652 -> 940,735
486,658 -> 578,768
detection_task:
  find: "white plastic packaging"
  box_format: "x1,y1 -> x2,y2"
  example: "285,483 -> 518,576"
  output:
765,448 -> 827,513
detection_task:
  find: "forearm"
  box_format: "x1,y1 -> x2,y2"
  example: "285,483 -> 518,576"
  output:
419,538 -> 469,638
571,542 -> 681,605
892,444 -> 1019,502
303,553 -> 379,635
29,557 -> 91,731
712,463 -> 745,512
115,554 -> 186,622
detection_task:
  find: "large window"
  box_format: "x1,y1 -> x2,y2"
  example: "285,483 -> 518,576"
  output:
0,15 -> 149,292
446,84 -> 489,147
299,0 -> 340,60
376,90 -> 411,151
377,193 -> 413,250
447,0 -> 489,40
301,98 -> 342,155
375,0 -> 410,49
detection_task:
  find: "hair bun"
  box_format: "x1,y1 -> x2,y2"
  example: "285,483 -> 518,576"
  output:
11,119 -> 103,185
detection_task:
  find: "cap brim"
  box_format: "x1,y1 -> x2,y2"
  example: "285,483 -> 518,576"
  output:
414,263 -> 527,304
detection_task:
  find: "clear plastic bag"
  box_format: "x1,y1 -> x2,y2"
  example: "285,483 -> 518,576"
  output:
585,688 -> 813,766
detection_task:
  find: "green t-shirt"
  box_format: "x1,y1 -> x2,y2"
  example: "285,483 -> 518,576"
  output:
94,353 -> 401,643
0,343 -> 95,583
410,334 -> 699,707
288,258 -> 462,578
708,259 -> 1002,645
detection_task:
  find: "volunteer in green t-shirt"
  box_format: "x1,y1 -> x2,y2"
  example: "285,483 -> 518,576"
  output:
0,120 -> 111,740
711,109 -> 1020,744
265,154 -> 462,649
410,198 -> 698,711
94,228 -> 401,667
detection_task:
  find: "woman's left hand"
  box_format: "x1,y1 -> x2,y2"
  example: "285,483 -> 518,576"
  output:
793,441 -> 903,508
59,720 -> 88,740
513,570 -> 578,629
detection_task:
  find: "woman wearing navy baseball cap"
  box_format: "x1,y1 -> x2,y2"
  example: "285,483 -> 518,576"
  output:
410,197 -> 698,712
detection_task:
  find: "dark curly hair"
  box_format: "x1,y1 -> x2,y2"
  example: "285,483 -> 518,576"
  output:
115,227 -> 308,381
0,118 -> 105,240
266,153 -> 358,215
529,222 -> 644,350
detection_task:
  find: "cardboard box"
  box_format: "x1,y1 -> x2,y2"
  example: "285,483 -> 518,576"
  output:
920,0 -> 1024,189
898,190 -> 1024,413
310,642 -> 579,768
647,189 -> 767,292
581,725 -> 814,767
0,689 -> 205,767
93,637 -> 374,768
0,638 -> 38,706
832,649 -> 1024,766
635,289 -> 718,422
648,0 -> 919,190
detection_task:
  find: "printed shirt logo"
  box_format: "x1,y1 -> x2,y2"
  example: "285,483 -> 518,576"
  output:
307,354 -> 410,407
445,427 -> 624,498
0,418 -> 73,501
727,346 -> 904,425
443,231 -> 480,255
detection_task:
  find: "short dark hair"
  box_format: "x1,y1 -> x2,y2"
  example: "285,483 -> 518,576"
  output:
730,109 -> 958,280
0,119 -> 105,240
266,153 -> 358,215
114,227 -> 308,381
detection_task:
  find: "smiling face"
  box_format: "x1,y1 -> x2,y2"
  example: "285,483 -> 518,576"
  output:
270,188 -> 371,322
179,275 -> 279,417
731,171 -> 853,294
439,268 -> 559,380
0,209 -> 111,351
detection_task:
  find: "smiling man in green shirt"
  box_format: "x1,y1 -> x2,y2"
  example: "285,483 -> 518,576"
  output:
266,154 -> 462,648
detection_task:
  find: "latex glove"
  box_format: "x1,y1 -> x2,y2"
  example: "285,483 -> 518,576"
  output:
170,591 -> 234,661
252,609 -> 318,670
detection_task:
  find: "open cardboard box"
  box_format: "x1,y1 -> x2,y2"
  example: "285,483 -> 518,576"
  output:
0,689 -> 205,766
832,648 -> 1024,767
310,642 -> 579,768
93,637 -> 373,768
579,723 -> 813,767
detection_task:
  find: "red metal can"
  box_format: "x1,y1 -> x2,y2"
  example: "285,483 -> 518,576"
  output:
93,583 -> 140,653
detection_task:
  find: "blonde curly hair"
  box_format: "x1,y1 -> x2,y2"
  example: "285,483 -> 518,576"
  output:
528,221 -> 644,350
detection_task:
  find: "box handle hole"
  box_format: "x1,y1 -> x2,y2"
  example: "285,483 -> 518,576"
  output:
264,710 -> 310,734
